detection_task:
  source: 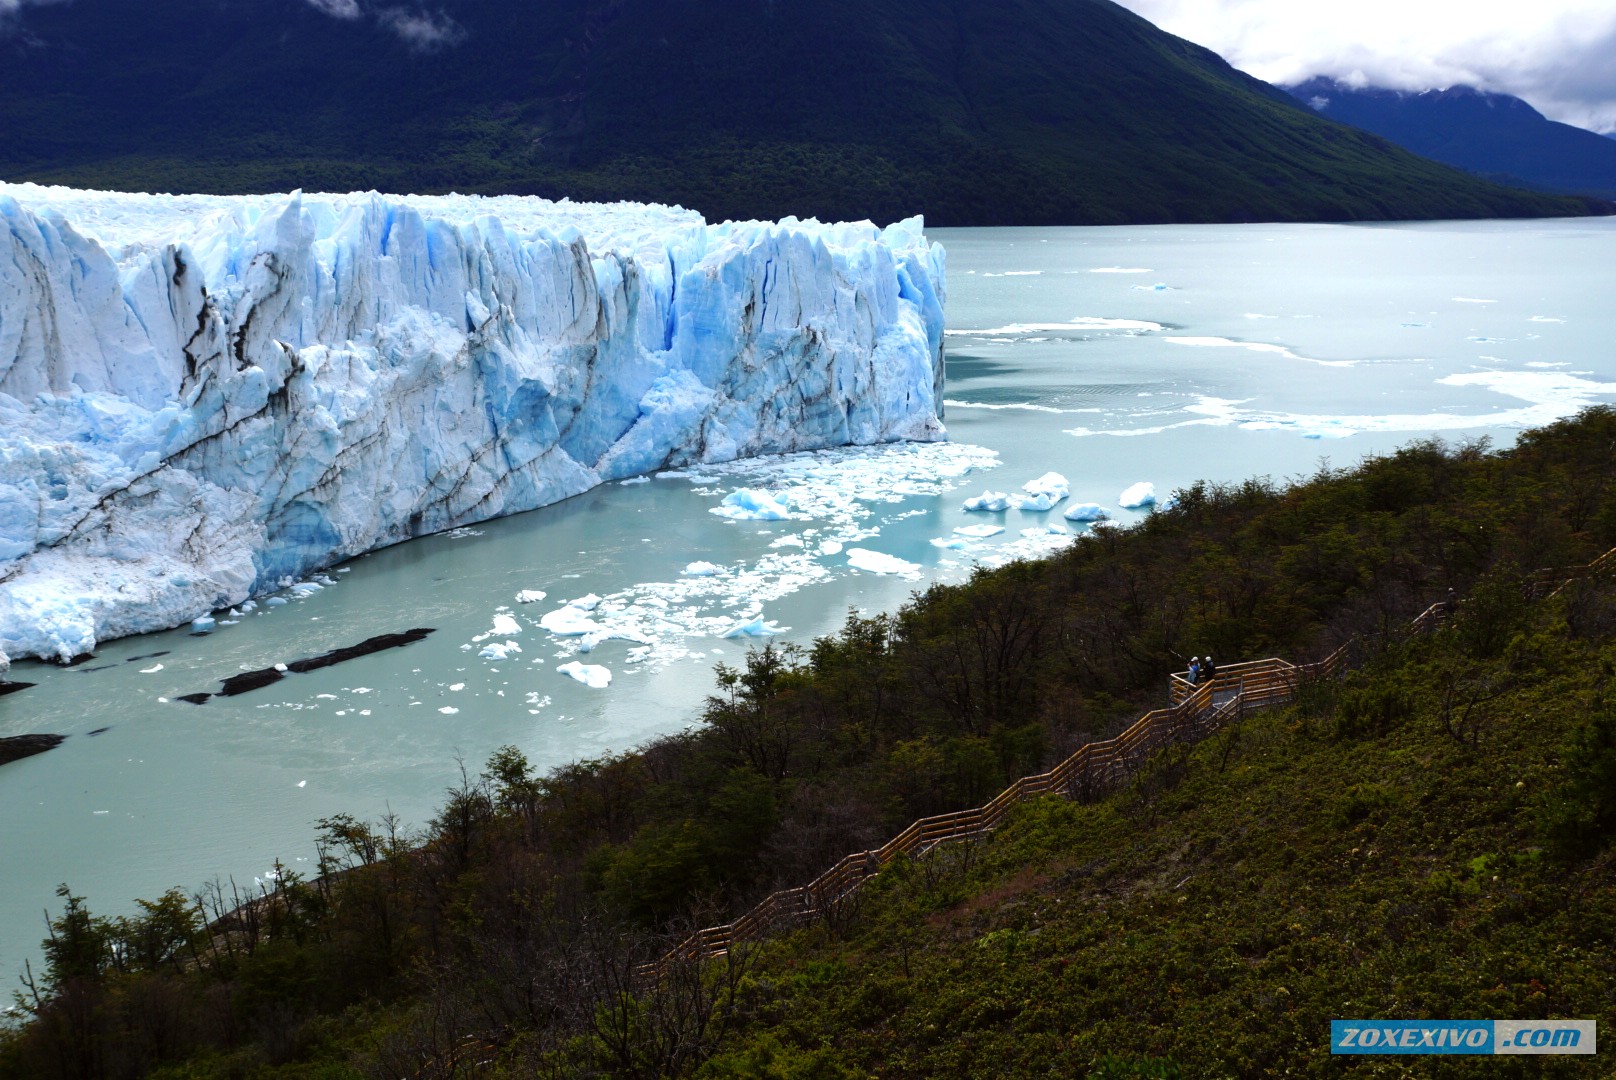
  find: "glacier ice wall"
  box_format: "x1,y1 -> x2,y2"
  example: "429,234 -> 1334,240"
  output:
0,185 -> 946,665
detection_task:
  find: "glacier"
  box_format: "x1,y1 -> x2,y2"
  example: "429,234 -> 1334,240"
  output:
0,184 -> 947,667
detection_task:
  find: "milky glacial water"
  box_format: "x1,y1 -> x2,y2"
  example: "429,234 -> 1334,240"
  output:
2,217 -> 1612,985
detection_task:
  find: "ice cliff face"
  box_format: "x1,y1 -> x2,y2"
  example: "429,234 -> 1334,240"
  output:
0,185 -> 946,666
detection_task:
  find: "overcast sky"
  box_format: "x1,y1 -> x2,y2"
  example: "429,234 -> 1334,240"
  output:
1116,0 -> 1616,134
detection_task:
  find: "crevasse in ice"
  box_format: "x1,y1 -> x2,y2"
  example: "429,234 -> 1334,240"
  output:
0,185 -> 946,665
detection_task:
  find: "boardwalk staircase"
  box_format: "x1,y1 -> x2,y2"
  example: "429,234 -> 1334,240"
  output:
646,548 -> 1613,975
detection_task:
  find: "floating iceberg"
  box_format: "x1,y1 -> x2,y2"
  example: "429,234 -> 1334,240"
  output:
1118,482 -> 1158,510
846,548 -> 921,576
557,661 -> 612,688
1064,502 -> 1110,522
721,617 -> 788,638
710,488 -> 798,521
478,641 -> 521,661
514,590 -> 548,604
953,523 -> 1005,538
0,184 -> 946,662
682,561 -> 725,576
963,490 -> 1012,512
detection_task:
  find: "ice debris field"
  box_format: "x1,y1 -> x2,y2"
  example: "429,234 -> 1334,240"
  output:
0,184 -> 950,668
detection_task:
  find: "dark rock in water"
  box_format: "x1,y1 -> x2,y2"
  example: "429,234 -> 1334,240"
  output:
86,726 -> 112,736
183,628 -> 436,702
217,668 -> 285,696
284,628 -> 436,674
1,734 -> 66,766
0,681 -> 36,697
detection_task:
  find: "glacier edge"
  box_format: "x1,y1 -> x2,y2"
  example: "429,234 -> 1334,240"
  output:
0,185 -> 946,667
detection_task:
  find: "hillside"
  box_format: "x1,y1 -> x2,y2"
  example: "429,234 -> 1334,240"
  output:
1286,78 -> 1616,200
3,410 -> 1615,1078
0,0 -> 1602,225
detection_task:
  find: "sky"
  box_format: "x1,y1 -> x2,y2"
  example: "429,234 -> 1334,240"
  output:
1115,0 -> 1616,134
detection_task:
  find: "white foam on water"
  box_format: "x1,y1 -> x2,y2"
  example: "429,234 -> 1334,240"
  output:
945,317 -> 1162,336
1164,336 -> 1356,368
1088,267 -> 1152,273
1453,297 -> 1497,304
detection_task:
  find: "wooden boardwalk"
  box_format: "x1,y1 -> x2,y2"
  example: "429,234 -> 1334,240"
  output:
644,547 -> 1616,976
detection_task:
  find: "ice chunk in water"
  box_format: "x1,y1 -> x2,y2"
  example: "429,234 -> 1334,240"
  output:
515,590 -> 548,604
710,488 -> 796,520
954,523 -> 1005,538
683,561 -> 724,576
557,661 -> 612,688
1119,482 -> 1157,509
722,617 -> 788,638
479,641 -> 522,660
190,615 -> 216,633
1064,502 -> 1109,522
847,548 -> 921,575
963,490 -> 1011,512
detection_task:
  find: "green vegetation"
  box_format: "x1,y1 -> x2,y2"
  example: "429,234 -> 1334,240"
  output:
5,409 -> 1616,1077
2,0 -> 1605,225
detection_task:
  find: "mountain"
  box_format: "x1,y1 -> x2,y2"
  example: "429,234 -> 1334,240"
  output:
0,0 -> 1601,225
1285,77 -> 1616,200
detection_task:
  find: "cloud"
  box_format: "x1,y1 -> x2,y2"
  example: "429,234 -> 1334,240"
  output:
303,0 -> 362,20
377,7 -> 465,52
1116,0 -> 1616,133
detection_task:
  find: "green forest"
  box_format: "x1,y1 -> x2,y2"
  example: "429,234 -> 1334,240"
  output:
4,409 -> 1616,1078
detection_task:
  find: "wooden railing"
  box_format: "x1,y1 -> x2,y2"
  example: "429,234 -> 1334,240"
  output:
646,553 -> 1614,976
646,651 -> 1341,973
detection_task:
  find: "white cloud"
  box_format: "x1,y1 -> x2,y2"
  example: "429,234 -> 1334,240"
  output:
377,7 -> 466,52
1116,0 -> 1616,133
303,0 -> 362,20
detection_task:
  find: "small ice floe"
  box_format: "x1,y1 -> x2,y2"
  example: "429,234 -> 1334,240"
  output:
190,615 -> 216,633
721,617 -> 788,638
297,780 -> 307,788
287,581 -> 324,598
710,488 -> 796,520
1064,502 -> 1110,522
557,661 -> 612,688
240,599 -> 257,613
1118,482 -> 1157,510
1452,296 -> 1497,304
1133,282 -> 1172,291
490,613 -> 522,636
954,523 -> 1005,538
515,589 -> 548,604
577,628 -> 646,653
139,663 -> 164,674
818,539 -> 844,555
963,490 -> 1011,512
1014,468 -> 1066,507
619,475 -> 651,485
682,561 -> 724,576
480,641 -> 522,661
539,605 -> 605,636
569,594 -> 602,611
931,537 -> 975,550
449,682 -> 465,691
847,548 -> 921,575
443,527 -> 484,539
264,596 -> 288,607
439,706 -> 460,715
1022,525 -> 1070,537
770,535 -> 806,548
273,662 -> 289,672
